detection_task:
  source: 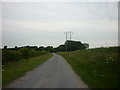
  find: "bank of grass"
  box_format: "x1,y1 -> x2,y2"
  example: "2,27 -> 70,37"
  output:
2,53 -> 53,86
58,47 -> 119,88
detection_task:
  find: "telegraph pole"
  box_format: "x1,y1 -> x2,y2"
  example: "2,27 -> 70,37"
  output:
69,32 -> 73,51
64,32 -> 73,51
64,32 -> 68,41
64,32 -> 69,51
69,32 -> 73,41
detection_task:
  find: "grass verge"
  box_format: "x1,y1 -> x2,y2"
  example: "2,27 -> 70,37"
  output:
58,47 -> 119,88
2,53 -> 53,86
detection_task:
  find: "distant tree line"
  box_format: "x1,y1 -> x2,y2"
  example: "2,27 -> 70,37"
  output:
2,40 -> 89,64
3,45 -> 55,52
3,40 -> 89,52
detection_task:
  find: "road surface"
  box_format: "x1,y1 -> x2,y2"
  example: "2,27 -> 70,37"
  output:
6,53 -> 88,88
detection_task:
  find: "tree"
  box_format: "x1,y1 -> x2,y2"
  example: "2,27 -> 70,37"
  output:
4,46 -> 7,49
39,46 -> 45,51
65,40 -> 85,51
45,46 -> 55,52
83,43 -> 89,49
56,45 -> 66,52
56,40 -> 86,52
14,46 -> 18,50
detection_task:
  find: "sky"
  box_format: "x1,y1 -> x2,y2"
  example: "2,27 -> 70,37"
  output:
1,0 -> 119,48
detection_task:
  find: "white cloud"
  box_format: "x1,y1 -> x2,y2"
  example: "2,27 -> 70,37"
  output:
3,19 -> 118,33
2,2 -> 118,48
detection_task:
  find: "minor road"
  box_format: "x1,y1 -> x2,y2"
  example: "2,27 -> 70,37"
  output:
6,53 -> 88,88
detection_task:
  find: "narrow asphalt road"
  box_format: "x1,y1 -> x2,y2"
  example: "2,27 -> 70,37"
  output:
6,53 -> 88,88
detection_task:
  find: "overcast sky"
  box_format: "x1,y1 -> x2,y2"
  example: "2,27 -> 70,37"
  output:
1,1 -> 118,48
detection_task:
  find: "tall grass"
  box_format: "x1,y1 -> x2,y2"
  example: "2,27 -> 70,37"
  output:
58,47 -> 119,88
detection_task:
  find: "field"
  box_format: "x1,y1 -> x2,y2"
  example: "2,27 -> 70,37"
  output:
2,53 -> 53,86
58,47 -> 119,88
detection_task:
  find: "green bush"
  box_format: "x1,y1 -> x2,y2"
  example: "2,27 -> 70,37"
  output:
2,48 -> 49,65
2,50 -> 22,64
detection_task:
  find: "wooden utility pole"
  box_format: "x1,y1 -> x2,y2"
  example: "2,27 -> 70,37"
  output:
69,32 -> 73,51
69,32 -> 73,41
64,32 -> 69,51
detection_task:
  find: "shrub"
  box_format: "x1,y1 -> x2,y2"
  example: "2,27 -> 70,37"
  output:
2,48 -> 49,65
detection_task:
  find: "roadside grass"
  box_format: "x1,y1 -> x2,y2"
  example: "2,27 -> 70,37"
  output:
58,47 -> 119,88
2,53 -> 53,86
